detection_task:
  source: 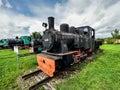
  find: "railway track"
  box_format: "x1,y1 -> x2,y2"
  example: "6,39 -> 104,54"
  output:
22,70 -> 41,80
22,69 -> 54,90
20,52 -> 99,90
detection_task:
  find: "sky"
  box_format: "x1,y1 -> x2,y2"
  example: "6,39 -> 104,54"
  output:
0,0 -> 120,39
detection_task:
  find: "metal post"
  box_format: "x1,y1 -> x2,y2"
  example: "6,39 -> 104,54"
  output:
17,54 -> 20,69
14,46 -> 20,69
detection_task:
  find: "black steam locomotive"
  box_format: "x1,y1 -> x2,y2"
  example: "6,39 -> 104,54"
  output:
37,17 -> 102,77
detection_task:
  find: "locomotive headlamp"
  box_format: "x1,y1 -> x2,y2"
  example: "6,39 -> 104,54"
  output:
42,23 -> 47,28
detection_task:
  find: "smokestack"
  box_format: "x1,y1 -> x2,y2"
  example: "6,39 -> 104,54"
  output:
48,17 -> 54,29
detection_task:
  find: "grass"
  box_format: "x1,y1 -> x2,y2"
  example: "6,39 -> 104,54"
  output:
56,44 -> 120,90
0,49 -> 37,89
0,44 -> 120,90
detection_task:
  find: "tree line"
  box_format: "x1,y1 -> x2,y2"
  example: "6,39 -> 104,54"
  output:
98,29 -> 120,44
111,29 -> 120,39
32,32 -> 42,39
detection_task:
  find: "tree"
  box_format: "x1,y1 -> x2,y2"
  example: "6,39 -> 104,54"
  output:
32,32 -> 42,39
111,29 -> 120,39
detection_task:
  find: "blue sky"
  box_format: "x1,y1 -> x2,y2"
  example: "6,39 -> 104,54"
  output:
0,0 -> 120,39
1,0 -> 66,17
7,0 -> 64,16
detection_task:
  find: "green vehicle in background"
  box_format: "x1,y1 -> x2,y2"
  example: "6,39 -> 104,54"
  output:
16,36 -> 32,49
0,36 -> 32,49
20,36 -> 32,46
0,39 -> 9,48
0,35 -> 43,52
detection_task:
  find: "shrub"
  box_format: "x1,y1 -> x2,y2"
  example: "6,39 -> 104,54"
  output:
105,38 -> 115,44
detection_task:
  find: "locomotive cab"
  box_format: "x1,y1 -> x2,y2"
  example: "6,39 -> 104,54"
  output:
77,26 -> 95,51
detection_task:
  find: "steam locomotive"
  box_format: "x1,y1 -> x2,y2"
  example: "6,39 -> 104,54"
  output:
0,36 -> 32,49
36,17 -> 102,77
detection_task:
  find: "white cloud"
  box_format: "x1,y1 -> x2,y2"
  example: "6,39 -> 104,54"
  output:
0,0 -> 12,8
5,0 -> 12,8
54,0 -> 120,38
0,0 -> 3,7
0,8 -> 44,39
0,0 -> 120,39
28,0 -> 120,38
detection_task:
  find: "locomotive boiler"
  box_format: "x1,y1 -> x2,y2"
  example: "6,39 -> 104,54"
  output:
37,17 -> 102,77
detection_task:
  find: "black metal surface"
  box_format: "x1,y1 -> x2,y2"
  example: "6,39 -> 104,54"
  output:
7,39 -> 23,46
48,17 -> 54,29
69,26 -> 76,33
42,31 -> 55,51
31,39 -> 42,47
30,38 -> 42,53
94,40 -> 103,51
42,17 -> 96,54
29,76 -> 51,90
22,70 -> 41,80
38,53 -> 62,60
60,24 -> 69,32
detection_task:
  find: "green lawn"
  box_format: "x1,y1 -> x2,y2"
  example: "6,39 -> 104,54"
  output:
56,44 -> 120,90
0,44 -> 120,90
0,49 -> 37,89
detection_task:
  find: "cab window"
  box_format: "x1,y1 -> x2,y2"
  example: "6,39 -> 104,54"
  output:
83,28 -> 88,35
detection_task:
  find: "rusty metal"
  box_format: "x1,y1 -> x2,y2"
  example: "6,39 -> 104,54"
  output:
29,76 -> 51,90
21,69 -> 60,90
22,69 -> 41,80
